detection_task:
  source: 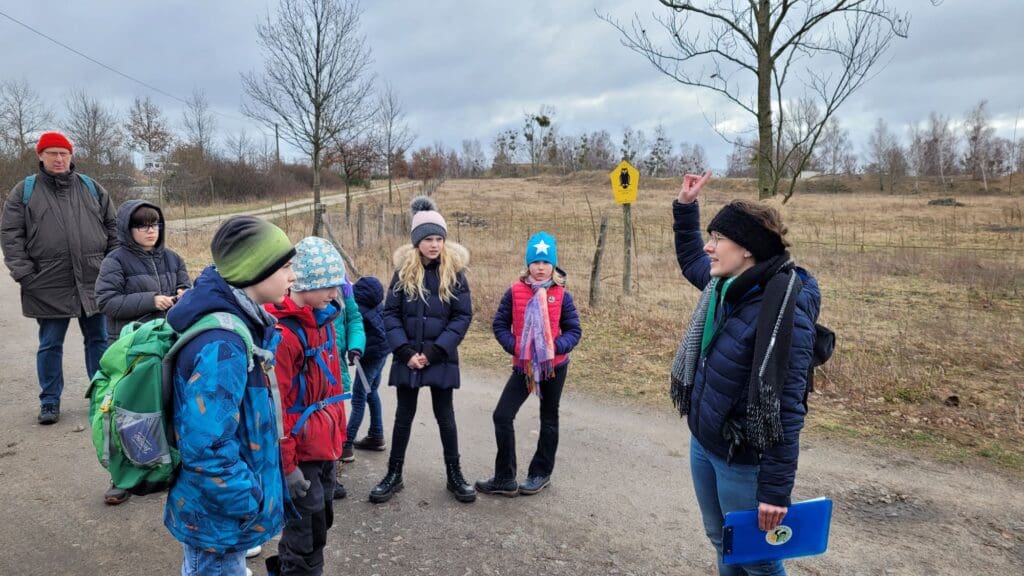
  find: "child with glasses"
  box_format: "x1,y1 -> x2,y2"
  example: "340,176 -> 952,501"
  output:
94,200 -> 191,505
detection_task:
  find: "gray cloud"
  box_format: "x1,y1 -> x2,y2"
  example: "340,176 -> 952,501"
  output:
1,0 -> 1021,168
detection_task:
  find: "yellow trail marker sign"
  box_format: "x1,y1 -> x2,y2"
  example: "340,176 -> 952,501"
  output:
610,160 -> 639,204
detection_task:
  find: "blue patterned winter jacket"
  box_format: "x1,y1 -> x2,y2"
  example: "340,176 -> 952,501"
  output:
163,266 -> 285,553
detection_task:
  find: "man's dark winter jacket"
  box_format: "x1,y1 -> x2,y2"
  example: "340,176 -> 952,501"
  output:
674,200 -> 820,507
1,163 -> 117,318
95,200 -> 190,344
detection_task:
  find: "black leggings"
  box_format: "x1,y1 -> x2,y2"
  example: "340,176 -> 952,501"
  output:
389,386 -> 461,464
492,363 -> 568,479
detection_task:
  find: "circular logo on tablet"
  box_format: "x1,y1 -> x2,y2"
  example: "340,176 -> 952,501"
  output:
765,525 -> 793,546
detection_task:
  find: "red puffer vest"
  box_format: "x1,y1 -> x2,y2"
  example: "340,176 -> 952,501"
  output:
510,281 -> 568,368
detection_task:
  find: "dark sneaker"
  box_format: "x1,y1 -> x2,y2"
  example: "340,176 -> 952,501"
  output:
104,484 -> 131,505
38,404 -> 59,425
333,482 -> 348,500
340,443 -> 355,463
353,435 -> 387,451
519,475 -> 550,495
475,477 -> 519,497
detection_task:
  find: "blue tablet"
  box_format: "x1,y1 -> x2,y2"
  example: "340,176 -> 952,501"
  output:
723,497 -> 833,565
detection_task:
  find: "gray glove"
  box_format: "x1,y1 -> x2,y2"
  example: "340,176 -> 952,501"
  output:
285,468 -> 310,500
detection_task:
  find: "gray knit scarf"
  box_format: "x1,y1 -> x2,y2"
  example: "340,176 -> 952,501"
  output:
670,258 -> 801,455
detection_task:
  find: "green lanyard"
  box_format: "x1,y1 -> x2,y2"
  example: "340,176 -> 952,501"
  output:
701,276 -> 736,357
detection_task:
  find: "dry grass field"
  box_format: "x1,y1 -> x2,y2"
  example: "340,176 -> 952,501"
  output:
172,174 -> 1024,474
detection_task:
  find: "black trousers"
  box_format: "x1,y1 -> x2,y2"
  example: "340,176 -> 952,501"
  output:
492,363 -> 568,480
390,386 -> 461,464
279,460 -> 335,576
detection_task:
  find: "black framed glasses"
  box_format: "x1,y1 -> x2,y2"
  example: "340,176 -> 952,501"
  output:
132,223 -> 162,232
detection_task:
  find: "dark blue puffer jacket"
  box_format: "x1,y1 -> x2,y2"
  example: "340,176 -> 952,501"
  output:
353,276 -> 389,362
383,243 -> 473,389
673,200 -> 820,507
95,199 -> 190,344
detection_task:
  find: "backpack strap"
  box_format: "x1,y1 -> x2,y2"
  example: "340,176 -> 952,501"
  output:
21,173 -> 99,204
77,173 -> 99,201
22,175 -> 35,204
276,316 -> 349,436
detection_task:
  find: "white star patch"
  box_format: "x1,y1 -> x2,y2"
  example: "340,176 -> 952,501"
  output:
533,240 -> 550,255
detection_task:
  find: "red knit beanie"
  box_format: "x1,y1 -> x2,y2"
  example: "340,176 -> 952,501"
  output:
36,132 -> 73,155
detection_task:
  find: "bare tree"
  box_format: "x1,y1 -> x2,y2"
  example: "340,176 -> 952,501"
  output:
0,78 -> 53,157
126,96 -> 172,154
620,126 -> 647,164
242,0 -> 375,235
375,83 -> 414,203
224,130 -> 255,164
643,124 -> 674,176
328,133 -> 379,222
817,117 -> 855,189
603,0 -> 926,201
460,139 -> 487,177
962,100 -> 995,190
679,142 -> 709,175
62,89 -> 122,163
182,89 -> 217,157
491,128 -> 520,177
867,117 -> 896,191
523,105 -> 555,175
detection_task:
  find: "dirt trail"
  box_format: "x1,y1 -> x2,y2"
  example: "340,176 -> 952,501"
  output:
167,181 -> 419,231
0,270 -> 1021,576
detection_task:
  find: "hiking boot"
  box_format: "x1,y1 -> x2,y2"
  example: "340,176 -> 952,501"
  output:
519,475 -> 551,495
104,484 -> 131,505
353,435 -> 387,451
340,442 -> 355,463
475,477 -> 519,497
38,404 -> 59,425
445,458 -> 476,503
265,555 -> 281,576
333,481 -> 348,500
369,459 -> 404,504
245,545 -> 262,558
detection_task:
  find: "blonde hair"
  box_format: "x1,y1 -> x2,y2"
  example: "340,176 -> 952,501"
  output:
396,244 -> 464,302
519,267 -> 566,287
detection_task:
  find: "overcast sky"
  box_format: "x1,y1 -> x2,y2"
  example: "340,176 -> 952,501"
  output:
1,0 -> 1021,169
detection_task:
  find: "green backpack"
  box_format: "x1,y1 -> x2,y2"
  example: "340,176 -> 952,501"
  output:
86,312 -> 254,495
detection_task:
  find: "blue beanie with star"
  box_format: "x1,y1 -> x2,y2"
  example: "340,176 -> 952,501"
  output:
525,231 -> 557,268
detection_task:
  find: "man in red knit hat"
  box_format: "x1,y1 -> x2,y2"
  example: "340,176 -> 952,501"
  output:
1,131 -> 118,424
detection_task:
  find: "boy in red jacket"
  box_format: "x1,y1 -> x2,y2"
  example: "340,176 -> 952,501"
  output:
265,236 -> 349,575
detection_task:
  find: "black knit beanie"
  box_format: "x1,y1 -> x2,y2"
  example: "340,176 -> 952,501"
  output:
707,202 -> 786,262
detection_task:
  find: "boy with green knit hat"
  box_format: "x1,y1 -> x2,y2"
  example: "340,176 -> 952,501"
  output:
164,215 -> 296,576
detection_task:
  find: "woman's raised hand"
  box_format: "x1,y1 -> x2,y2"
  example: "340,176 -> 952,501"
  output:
676,170 -> 712,204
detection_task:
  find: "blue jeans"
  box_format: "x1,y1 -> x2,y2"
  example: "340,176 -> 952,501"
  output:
181,544 -> 246,576
36,312 -> 108,407
346,355 -> 387,441
690,438 -> 786,576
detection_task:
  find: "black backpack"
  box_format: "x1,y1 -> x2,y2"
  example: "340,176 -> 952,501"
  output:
805,323 -> 836,400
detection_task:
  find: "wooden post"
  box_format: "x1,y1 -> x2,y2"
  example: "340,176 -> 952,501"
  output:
377,204 -> 385,240
589,215 -> 609,307
622,203 -> 633,295
356,204 -> 366,248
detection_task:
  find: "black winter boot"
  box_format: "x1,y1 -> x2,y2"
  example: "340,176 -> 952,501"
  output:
369,459 -> 404,504
445,458 -> 476,503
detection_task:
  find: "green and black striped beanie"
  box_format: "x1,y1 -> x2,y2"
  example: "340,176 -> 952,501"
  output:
211,216 -> 295,287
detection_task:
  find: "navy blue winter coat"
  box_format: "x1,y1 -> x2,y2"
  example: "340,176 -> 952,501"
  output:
674,200 -> 820,507
353,276 -> 389,363
95,200 -> 190,344
383,243 -> 473,389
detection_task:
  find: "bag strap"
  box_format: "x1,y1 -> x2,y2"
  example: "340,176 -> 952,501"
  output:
22,173 -> 99,204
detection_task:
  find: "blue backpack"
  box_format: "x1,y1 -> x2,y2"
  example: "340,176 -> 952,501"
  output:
22,173 -> 99,204
276,317 -> 350,436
